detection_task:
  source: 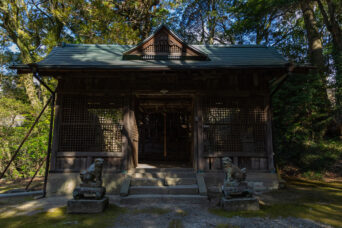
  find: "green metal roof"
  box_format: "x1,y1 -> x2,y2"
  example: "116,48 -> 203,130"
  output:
12,44 -> 289,71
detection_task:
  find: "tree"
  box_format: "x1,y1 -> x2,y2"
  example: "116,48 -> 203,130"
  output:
316,0 -> 342,136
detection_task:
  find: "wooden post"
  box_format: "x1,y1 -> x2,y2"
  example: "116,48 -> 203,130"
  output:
197,96 -> 205,171
122,106 -> 129,171
163,112 -> 167,160
193,96 -> 198,170
50,93 -> 61,172
265,96 -> 275,172
43,92 -> 55,197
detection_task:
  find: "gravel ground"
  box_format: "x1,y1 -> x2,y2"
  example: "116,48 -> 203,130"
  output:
0,196 -> 331,228
114,203 -> 330,228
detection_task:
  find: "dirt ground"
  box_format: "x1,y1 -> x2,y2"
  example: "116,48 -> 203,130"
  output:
0,195 -> 330,228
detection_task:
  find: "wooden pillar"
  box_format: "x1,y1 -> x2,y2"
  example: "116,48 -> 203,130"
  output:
122,106 -> 130,171
50,93 -> 61,172
265,97 -> 275,172
197,96 -> 205,171
163,113 -> 167,160
122,94 -> 138,170
193,96 -> 198,170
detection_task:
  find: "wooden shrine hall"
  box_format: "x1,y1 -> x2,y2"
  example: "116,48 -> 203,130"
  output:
12,25 -> 306,195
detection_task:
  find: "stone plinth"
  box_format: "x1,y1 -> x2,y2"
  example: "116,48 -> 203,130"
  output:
67,197 -> 108,214
220,197 -> 259,211
73,186 -> 106,200
222,181 -> 253,199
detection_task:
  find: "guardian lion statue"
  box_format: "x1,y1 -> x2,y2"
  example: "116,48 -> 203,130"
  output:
222,157 -> 246,183
80,158 -> 104,187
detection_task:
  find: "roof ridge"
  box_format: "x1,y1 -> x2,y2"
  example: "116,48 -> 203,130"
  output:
60,43 -> 269,48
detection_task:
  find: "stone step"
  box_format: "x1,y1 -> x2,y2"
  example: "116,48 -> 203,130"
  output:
131,168 -> 194,173
120,194 -> 208,204
130,178 -> 165,186
131,177 -> 197,186
164,177 -> 197,186
129,185 -> 199,195
131,172 -> 196,179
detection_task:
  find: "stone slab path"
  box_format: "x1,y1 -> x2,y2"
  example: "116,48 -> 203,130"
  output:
0,196 -> 331,228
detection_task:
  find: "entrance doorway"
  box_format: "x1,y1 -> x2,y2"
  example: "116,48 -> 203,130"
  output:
135,95 -> 193,167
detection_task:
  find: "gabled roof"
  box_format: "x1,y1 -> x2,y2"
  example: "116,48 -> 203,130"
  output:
11,24 -> 293,73
12,44 -> 290,72
122,24 -> 209,60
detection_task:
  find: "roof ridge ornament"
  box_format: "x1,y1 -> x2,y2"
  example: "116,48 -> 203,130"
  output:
122,24 -> 210,61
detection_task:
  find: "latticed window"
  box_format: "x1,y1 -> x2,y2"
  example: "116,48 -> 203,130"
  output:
59,95 -> 126,152
201,97 -> 267,155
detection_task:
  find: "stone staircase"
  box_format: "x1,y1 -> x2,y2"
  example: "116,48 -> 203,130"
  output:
120,168 -> 208,204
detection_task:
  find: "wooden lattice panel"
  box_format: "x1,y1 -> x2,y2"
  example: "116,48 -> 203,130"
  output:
59,95 -> 125,152
201,96 -> 267,155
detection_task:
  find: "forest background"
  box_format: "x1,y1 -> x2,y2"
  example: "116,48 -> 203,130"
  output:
0,0 -> 341,180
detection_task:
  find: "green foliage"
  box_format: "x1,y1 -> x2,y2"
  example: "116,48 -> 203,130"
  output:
0,75 -> 50,179
272,70 -> 340,173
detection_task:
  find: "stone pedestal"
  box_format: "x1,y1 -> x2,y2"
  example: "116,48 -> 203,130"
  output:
67,197 -> 109,214
220,197 -> 259,211
222,181 -> 253,199
73,186 -> 106,200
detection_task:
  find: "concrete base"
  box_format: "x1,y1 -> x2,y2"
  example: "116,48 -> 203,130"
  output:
67,197 -> 109,214
220,197 -> 259,211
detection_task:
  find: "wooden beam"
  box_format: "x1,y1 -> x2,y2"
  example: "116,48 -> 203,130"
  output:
56,152 -> 125,157
203,152 -> 268,158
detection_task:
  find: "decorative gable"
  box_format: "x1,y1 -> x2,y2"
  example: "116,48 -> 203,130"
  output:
123,25 -> 209,60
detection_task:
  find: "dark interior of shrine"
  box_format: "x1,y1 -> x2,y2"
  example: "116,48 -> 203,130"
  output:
135,95 -> 193,167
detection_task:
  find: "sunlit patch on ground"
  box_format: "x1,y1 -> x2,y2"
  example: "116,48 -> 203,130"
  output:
210,178 -> 342,227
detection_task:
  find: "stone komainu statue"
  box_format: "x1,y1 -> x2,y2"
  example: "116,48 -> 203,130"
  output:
222,157 -> 246,183
221,157 -> 252,199
73,158 -> 106,200
80,158 -> 104,187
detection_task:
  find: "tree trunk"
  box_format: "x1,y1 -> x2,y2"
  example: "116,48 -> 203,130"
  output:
316,0 -> 342,136
301,0 -> 326,76
300,0 -> 330,112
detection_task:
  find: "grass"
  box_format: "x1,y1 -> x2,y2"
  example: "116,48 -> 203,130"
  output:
168,219 -> 183,228
215,224 -> 239,228
210,177 -> 342,227
279,138 -> 342,178
0,204 -> 126,228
